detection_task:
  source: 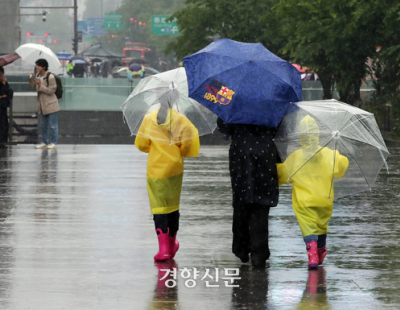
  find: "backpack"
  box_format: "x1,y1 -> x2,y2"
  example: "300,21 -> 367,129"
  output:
46,72 -> 63,99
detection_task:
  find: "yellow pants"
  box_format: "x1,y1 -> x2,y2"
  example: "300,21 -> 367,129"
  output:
147,173 -> 183,215
294,205 -> 333,237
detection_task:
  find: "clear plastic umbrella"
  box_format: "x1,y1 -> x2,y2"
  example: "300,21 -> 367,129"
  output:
275,99 -> 389,199
121,67 -> 218,145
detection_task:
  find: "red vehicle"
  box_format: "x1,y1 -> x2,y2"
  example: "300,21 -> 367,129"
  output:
122,43 -> 151,65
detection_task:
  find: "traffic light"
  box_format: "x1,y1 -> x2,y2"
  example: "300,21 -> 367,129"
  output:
72,38 -> 78,54
42,11 -> 46,22
53,40 -> 57,44
45,33 -> 49,37
26,32 -> 32,36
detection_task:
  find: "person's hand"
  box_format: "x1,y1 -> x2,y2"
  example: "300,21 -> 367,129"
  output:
35,79 -> 41,86
1,77 -> 7,85
29,73 -> 34,79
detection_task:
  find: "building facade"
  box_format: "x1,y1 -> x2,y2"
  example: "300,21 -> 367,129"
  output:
0,0 -> 21,54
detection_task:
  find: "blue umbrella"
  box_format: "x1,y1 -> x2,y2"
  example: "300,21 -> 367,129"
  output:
183,39 -> 302,127
56,51 -> 72,60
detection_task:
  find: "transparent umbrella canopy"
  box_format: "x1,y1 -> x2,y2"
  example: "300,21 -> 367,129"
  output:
121,67 -> 218,145
274,99 -> 389,199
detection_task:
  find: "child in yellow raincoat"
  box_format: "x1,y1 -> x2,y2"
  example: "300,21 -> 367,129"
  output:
277,115 -> 349,269
135,97 -> 200,261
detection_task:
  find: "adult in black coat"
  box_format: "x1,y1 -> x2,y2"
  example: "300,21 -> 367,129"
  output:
0,66 -> 13,149
217,117 -> 280,267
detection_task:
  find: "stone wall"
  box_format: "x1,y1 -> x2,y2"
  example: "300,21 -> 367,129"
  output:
56,111 -> 228,145
0,0 -> 21,54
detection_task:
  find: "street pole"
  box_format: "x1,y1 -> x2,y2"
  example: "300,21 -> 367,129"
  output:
74,0 -> 78,55
20,4 -> 79,54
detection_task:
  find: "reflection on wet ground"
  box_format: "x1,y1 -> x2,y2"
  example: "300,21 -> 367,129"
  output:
0,145 -> 399,309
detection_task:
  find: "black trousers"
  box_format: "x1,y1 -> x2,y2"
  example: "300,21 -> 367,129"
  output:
232,204 -> 270,261
0,108 -> 8,144
153,210 -> 180,237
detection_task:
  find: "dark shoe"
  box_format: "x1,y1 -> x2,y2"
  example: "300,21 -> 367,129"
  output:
168,232 -> 179,259
236,252 -> 249,263
317,246 -> 327,265
251,254 -> 266,268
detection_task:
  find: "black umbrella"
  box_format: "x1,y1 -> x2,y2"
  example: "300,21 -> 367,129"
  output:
70,56 -> 86,62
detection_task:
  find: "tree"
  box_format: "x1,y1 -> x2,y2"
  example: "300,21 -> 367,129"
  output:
369,1 -> 400,133
93,0 -> 185,65
166,0 -> 283,60
273,0 -> 382,105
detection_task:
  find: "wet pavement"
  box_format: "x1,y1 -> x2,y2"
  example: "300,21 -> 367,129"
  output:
0,144 -> 399,309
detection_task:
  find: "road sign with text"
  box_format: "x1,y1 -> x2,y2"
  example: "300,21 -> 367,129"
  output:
78,19 -> 104,36
104,13 -> 124,30
151,15 -> 179,35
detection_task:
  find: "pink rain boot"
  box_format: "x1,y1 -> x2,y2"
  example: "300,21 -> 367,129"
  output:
306,241 -> 319,269
154,228 -> 171,261
318,246 -> 327,265
169,232 -> 179,259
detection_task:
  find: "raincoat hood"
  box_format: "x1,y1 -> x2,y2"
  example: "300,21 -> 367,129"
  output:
150,108 -> 179,131
298,115 -> 319,147
298,115 -> 320,158
151,85 -> 181,131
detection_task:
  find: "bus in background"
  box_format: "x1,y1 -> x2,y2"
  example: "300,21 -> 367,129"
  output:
122,43 -> 151,65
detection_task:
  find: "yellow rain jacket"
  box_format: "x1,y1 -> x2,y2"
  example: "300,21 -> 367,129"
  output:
277,115 -> 349,237
135,108 -> 200,215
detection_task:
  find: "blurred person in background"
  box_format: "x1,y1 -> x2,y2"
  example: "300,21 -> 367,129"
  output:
0,66 -> 13,149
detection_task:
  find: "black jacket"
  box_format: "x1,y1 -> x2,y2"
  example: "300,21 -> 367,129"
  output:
217,118 -> 281,207
0,82 -> 13,109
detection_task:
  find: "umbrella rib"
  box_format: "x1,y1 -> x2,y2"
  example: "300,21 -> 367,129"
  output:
122,84 -> 176,135
337,114 -> 388,151
328,139 -> 337,201
338,114 -> 381,145
188,99 -> 214,133
340,139 -> 372,189
338,113 -> 370,134
130,105 -> 153,134
328,101 -> 339,201
354,114 -> 387,150
340,135 -> 389,176
287,136 -> 335,180
339,134 -> 389,155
